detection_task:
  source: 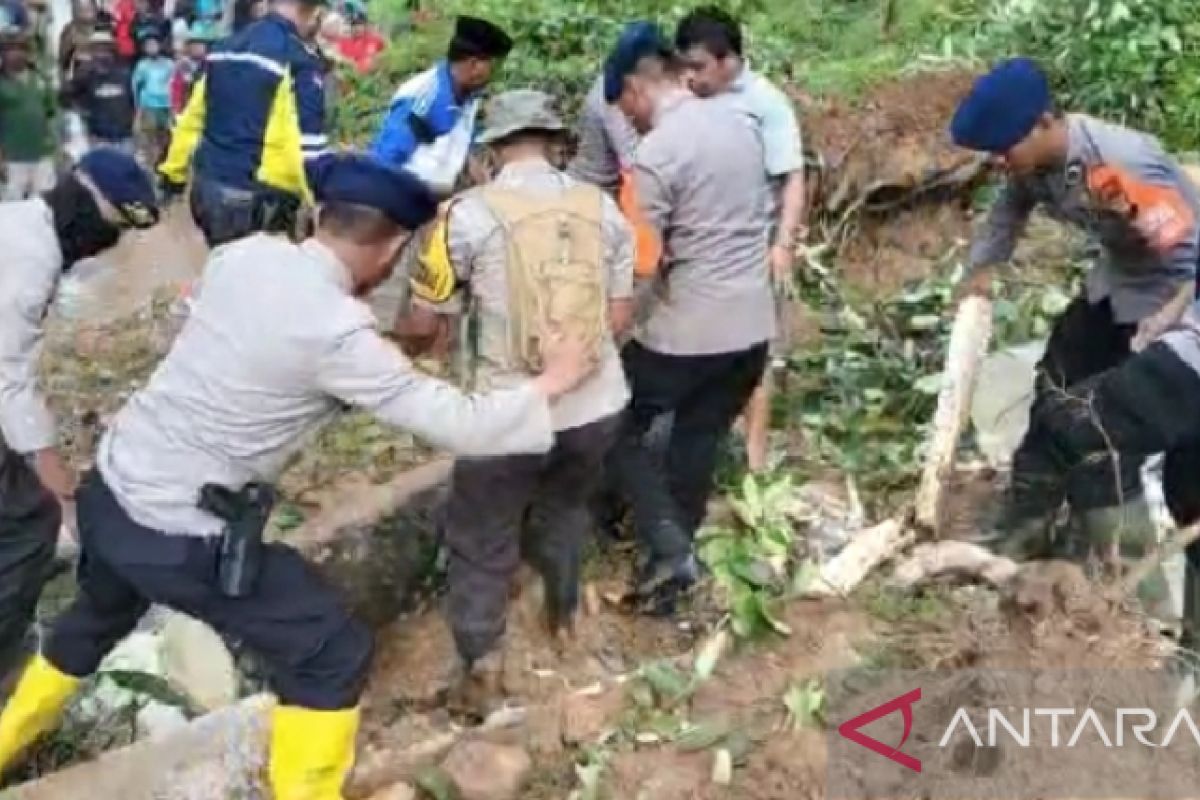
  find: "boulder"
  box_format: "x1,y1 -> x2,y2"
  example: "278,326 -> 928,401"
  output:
441,740 -> 532,800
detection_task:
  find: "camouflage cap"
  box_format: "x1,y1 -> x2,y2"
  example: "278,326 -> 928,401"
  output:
477,90 -> 566,146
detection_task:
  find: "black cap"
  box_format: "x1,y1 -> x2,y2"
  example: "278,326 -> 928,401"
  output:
451,15 -> 513,59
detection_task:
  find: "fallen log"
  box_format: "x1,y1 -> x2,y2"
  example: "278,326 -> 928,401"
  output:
803,516 -> 912,597
915,296 -> 993,535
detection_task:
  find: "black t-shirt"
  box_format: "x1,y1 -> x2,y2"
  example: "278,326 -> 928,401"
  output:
71,63 -> 135,140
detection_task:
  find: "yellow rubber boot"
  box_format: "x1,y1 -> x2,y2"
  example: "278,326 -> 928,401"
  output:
269,705 -> 360,800
0,655 -> 81,774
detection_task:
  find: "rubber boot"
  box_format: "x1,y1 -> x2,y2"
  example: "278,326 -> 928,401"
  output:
445,649 -> 505,720
1079,498 -> 1171,621
268,704 -> 360,800
0,654 -> 81,775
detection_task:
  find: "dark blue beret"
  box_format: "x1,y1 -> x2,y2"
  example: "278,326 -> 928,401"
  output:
309,154 -> 438,231
77,148 -> 159,228
950,58 -> 1051,153
603,21 -> 670,103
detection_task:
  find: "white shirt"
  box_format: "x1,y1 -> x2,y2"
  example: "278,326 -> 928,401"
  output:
0,198 -> 63,454
98,234 -> 555,536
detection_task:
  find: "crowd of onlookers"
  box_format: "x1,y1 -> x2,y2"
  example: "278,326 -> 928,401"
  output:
0,0 -> 386,197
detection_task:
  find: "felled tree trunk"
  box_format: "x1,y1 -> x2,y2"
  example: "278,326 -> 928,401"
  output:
915,296 -> 993,536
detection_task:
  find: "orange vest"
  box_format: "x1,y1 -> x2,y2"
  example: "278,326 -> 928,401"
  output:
617,168 -> 663,278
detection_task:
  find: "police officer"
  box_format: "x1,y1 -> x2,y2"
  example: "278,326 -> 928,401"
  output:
950,59 -> 1199,598
160,0 -> 331,248
398,90 -> 634,713
0,154 -> 597,797
0,149 -> 159,685
604,24 -> 775,615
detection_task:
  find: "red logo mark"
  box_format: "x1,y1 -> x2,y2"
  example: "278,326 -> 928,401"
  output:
837,688 -> 922,773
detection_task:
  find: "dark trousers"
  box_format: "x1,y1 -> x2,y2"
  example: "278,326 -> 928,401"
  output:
0,444 -> 59,680
1009,297 -> 1138,519
445,414 -> 619,663
45,472 -> 372,710
188,176 -> 301,249
610,341 -> 768,563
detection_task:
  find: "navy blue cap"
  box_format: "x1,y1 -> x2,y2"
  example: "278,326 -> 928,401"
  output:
603,21 -> 670,103
309,154 -> 438,230
950,58 -> 1052,154
77,147 -> 159,228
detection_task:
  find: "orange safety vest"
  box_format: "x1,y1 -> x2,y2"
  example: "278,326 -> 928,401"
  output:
617,168 -> 663,278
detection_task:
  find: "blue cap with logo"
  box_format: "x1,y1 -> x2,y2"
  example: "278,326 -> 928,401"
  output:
308,154 -> 438,230
950,57 -> 1052,154
77,148 -> 159,229
603,21 -> 671,104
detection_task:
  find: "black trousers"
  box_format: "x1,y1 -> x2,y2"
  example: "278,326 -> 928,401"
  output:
45,472 -> 372,710
0,443 -> 59,680
188,176 -> 301,249
1017,341 -> 1200,532
1009,297 -> 1138,518
445,414 -> 619,663
610,341 -> 769,563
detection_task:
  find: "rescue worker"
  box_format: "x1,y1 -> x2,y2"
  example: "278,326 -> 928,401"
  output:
0,153 -> 598,796
0,149 -> 159,686
566,72 -> 639,196
675,6 -> 807,473
396,90 -> 634,712
604,24 -> 774,615
160,0 -> 332,248
369,15 -> 512,199
950,59 -> 1199,600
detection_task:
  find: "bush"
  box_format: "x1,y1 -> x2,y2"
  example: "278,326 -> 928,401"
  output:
951,0 -> 1200,150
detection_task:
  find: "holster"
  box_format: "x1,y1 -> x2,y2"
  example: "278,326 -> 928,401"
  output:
197,482 -> 276,598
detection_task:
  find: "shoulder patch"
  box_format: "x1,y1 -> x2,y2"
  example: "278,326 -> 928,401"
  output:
409,204 -> 457,304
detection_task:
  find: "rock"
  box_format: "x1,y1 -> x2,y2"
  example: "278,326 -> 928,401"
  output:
367,783 -> 417,800
160,612 -> 238,712
441,740 -> 532,800
970,341 -> 1046,468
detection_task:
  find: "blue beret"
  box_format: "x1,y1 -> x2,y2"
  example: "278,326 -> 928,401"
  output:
950,58 -> 1051,153
309,154 -> 438,231
77,148 -> 159,228
603,21 -> 670,103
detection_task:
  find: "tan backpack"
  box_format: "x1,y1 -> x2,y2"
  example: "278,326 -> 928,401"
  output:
479,184 -> 609,373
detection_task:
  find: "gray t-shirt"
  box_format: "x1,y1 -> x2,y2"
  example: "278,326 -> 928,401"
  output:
632,91 -> 776,356
566,75 -> 640,193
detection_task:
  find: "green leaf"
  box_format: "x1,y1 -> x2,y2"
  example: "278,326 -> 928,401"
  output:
913,373 -> 944,395
676,719 -> 731,752
783,680 -> 827,730
693,630 -> 729,682
414,766 -> 458,800
641,662 -> 692,703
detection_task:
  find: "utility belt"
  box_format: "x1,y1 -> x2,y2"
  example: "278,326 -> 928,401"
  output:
197,481 -> 276,598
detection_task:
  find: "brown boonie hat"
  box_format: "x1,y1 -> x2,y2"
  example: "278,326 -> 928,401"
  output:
477,89 -> 567,145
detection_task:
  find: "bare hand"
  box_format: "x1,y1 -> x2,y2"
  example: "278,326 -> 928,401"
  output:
953,268 -> 994,306
33,448 -> 77,502
1132,308 -> 1180,353
769,243 -> 796,293
532,330 -> 599,399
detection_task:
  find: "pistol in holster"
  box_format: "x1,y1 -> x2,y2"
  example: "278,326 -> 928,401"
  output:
197,482 -> 277,598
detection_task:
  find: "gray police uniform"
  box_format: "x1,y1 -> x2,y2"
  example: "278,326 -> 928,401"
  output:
610,91 -> 774,582
969,113 -> 1200,521
565,75 -> 639,194
44,234 -> 556,709
0,199 -> 67,680
416,158 -> 633,662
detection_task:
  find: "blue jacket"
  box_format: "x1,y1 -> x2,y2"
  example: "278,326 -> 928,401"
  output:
159,13 -> 328,199
369,60 -> 481,197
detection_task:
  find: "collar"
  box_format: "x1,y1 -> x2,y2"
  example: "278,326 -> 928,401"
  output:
495,156 -> 557,180
302,238 -> 353,294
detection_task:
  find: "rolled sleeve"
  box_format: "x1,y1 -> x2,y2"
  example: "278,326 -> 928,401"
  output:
600,194 -> 635,299
316,325 -> 554,456
0,289 -> 56,453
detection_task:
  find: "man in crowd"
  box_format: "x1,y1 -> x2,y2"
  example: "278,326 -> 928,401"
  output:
64,30 -> 135,154
605,23 -> 774,614
168,20 -> 210,118
369,15 -> 511,199
335,9 -> 383,74
0,153 -> 597,794
0,32 -> 56,201
951,59 -> 1199,611
131,33 -> 173,165
675,6 -> 807,473
397,90 -> 634,713
567,72 -> 639,196
0,149 -> 158,688
160,0 -> 331,248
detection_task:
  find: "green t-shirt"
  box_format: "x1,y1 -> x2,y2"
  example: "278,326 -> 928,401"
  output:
0,70 -> 54,162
